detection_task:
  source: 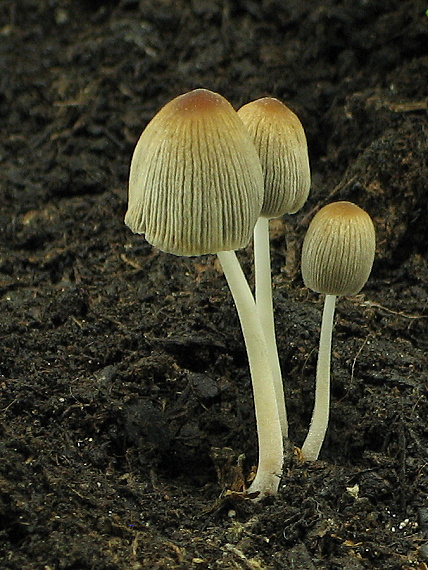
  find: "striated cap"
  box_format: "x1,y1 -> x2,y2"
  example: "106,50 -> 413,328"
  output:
301,201 -> 376,296
125,88 -> 264,256
237,97 -> 311,218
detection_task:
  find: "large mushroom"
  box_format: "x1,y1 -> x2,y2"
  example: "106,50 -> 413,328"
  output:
126,89 -> 283,499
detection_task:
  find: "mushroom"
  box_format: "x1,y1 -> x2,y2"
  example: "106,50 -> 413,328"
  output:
237,97 -> 311,439
300,201 -> 376,461
125,88 -> 283,499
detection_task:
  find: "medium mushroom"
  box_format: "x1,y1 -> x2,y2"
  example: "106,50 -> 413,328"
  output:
300,201 -> 376,461
125,88 -> 283,499
237,97 -> 311,439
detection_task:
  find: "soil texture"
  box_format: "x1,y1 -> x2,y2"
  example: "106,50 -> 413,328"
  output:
1,1 -> 428,568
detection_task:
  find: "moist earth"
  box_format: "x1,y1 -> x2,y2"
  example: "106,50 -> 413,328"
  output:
0,1 -> 427,568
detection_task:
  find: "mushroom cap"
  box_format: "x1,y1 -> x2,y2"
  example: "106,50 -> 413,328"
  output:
301,201 -> 376,296
237,97 -> 311,218
125,88 -> 264,256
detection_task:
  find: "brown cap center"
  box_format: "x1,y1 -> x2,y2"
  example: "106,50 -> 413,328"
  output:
170,88 -> 227,115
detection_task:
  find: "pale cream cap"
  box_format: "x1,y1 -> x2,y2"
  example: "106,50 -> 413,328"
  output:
237,97 -> 311,218
301,201 -> 376,296
125,88 -> 264,256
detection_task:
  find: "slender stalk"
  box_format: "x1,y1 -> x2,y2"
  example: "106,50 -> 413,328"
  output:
217,250 -> 283,499
301,294 -> 336,461
253,217 -> 288,438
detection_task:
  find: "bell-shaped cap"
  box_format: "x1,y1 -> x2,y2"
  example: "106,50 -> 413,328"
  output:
237,97 -> 311,218
301,201 -> 376,296
125,88 -> 264,256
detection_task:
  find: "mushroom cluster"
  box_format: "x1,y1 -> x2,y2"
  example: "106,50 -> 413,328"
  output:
124,88 -> 375,501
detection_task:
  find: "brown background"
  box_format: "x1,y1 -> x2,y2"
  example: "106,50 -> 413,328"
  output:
0,1 -> 427,568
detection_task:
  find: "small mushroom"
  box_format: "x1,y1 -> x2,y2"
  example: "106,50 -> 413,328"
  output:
300,201 -> 376,461
238,97 -> 311,438
125,88 -> 283,499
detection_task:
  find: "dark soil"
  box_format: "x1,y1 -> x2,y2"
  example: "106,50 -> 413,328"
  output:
1,1 -> 428,568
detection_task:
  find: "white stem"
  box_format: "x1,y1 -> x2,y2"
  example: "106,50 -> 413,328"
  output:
253,217 -> 288,438
301,294 -> 336,461
217,250 -> 283,499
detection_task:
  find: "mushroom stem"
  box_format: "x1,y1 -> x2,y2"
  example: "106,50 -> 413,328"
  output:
253,217 -> 288,439
217,250 -> 283,499
301,293 -> 336,461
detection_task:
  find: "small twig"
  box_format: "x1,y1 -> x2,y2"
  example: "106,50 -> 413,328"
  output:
300,175 -> 358,227
225,544 -> 265,569
0,397 -> 19,413
360,300 -> 428,320
120,253 -> 143,270
350,336 -> 370,385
